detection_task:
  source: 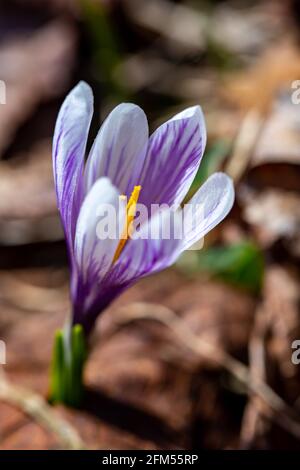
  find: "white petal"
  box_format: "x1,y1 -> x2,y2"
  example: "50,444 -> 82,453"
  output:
53,81 -> 93,250
74,177 -> 125,282
181,172 -> 234,252
84,103 -> 149,196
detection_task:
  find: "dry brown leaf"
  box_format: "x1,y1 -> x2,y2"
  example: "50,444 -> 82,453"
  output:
224,38 -> 300,113
263,266 -> 300,386
242,189 -> 300,255
0,269 -> 255,449
239,92 -> 300,191
87,275 -> 255,443
124,0 -> 206,56
0,140 -> 64,244
0,140 -> 55,219
252,93 -> 300,166
0,20 -> 76,156
211,2 -> 283,57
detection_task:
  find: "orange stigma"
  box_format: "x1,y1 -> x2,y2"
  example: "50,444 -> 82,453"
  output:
113,185 -> 141,262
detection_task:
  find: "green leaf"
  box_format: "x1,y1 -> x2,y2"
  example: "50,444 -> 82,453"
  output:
49,324 -> 87,407
49,330 -> 65,404
197,242 -> 264,294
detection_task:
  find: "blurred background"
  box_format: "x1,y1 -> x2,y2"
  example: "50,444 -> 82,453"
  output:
0,0 -> 300,450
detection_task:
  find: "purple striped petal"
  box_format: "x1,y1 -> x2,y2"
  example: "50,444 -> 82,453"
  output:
139,106 -> 206,209
53,81 -> 93,253
112,208 -> 183,284
79,208 -> 182,332
72,177 -> 125,323
180,172 -> 234,252
76,171 -> 233,333
84,103 -> 149,197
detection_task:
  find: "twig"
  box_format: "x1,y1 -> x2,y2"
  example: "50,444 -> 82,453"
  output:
112,302 -> 300,441
225,109 -> 264,182
240,306 -> 270,448
0,369 -> 86,449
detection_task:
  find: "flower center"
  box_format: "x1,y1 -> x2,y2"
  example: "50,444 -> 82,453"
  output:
113,185 -> 141,262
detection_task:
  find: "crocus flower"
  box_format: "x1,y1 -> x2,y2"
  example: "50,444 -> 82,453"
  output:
53,81 -> 234,336
51,81 -> 234,406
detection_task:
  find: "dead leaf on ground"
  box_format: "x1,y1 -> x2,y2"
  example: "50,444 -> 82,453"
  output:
0,20 -> 76,156
240,265 -> 300,449
0,140 -> 64,244
211,2 -> 283,57
253,94 -> 300,166
239,94 -> 300,190
223,38 -> 300,113
0,269 -> 256,449
242,188 -> 300,255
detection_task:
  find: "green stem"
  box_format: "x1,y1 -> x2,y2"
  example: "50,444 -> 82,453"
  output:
49,324 -> 87,407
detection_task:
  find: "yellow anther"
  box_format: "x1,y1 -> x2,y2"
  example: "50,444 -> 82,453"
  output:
113,185 -> 141,262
